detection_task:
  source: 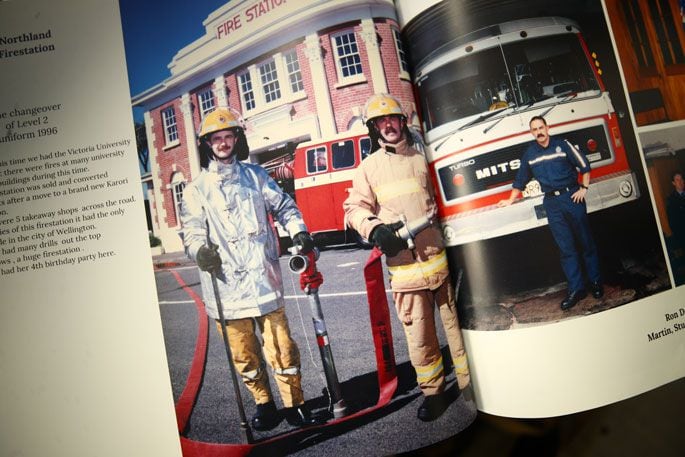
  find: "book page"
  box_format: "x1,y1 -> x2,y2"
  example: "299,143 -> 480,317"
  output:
395,0 -> 685,417
118,0 -> 477,454
0,0 -> 181,456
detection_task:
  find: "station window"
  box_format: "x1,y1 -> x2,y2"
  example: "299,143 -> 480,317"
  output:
332,31 -> 363,80
306,146 -> 328,174
284,50 -> 304,93
238,48 -> 305,113
392,28 -> 410,77
170,173 -> 186,226
331,140 -> 355,169
238,72 -> 256,111
259,59 -> 282,103
197,88 -> 215,118
161,106 -> 178,145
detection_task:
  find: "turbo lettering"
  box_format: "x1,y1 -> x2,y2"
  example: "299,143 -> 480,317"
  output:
448,159 -> 475,171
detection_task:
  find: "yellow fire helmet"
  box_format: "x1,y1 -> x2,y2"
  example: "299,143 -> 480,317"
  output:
363,93 -> 406,124
198,107 -> 243,138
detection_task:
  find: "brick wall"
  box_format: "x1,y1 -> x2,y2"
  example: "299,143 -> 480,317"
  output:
150,99 -> 192,227
320,22 -> 373,133
292,42 -> 317,120
318,19 -> 416,132
377,19 -> 416,116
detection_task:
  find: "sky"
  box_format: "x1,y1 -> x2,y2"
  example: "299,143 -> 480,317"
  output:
118,0 -> 229,119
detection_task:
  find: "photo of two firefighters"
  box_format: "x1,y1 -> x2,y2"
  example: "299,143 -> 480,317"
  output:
180,93 -> 471,433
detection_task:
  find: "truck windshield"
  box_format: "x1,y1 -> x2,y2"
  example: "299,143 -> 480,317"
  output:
417,34 -> 601,133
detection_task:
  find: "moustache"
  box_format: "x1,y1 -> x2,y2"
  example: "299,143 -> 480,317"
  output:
384,126 -> 398,135
537,134 -> 545,138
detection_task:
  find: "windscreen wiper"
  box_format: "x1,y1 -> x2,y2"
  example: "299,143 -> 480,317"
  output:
434,107 -> 509,152
482,99 -> 537,135
539,92 -> 578,119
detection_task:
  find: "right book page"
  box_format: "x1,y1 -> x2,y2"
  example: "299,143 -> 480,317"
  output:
395,0 -> 685,418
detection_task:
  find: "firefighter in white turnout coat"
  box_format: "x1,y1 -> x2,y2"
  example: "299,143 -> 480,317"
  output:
181,108 -> 317,431
344,94 -> 470,422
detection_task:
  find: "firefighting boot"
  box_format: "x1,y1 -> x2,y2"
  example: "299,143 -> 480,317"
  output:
251,401 -> 280,431
417,391 -> 451,422
284,404 -> 319,428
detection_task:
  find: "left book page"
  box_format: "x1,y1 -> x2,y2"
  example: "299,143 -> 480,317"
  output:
0,1 -> 182,456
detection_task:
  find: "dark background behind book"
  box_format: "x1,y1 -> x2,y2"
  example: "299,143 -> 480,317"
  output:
411,377 -> 683,456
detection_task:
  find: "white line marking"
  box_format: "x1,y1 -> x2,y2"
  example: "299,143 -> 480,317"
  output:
158,289 -> 392,306
155,265 -> 197,272
337,262 -> 360,267
285,290 -> 391,299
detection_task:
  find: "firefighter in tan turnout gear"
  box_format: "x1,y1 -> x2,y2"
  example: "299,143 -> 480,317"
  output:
181,107 -> 317,431
344,94 -> 470,421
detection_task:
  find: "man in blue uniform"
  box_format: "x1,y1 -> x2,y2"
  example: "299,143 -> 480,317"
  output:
499,115 -> 603,310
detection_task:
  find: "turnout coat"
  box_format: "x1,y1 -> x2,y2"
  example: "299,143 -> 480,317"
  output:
181,159 -> 306,320
343,138 -> 448,292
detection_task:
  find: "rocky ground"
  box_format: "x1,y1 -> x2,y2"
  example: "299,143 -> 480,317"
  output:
460,254 -> 671,331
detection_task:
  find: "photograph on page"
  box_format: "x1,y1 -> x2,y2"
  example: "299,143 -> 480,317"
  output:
399,0 -> 669,331
118,0 -> 477,454
604,0 -> 685,285
636,122 -> 685,285
640,121 -> 685,286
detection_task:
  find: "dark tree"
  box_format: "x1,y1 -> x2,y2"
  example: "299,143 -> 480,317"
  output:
135,121 -> 149,172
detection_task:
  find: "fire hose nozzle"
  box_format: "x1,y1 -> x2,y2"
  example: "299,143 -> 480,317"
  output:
288,247 -> 320,274
395,214 -> 433,250
287,245 -> 346,416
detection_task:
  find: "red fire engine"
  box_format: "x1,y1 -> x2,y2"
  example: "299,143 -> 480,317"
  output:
265,131 -> 372,246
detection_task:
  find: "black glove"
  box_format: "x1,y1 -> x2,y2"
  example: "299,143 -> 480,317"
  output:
293,231 -> 315,254
196,244 -> 222,272
370,222 -> 407,257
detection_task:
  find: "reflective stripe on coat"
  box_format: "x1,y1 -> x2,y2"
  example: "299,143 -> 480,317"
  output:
343,138 -> 448,291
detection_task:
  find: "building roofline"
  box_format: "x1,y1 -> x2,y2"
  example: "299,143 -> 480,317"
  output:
131,0 -> 396,110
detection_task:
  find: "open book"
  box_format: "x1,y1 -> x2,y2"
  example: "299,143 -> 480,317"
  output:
1,0 -> 684,456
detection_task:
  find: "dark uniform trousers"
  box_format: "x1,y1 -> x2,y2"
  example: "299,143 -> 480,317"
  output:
543,190 -> 600,293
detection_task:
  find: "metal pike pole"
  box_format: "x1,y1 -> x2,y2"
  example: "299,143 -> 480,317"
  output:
205,225 -> 253,443
289,247 -> 348,418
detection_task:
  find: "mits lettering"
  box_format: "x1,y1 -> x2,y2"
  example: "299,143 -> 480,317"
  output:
445,158 -> 521,181
474,159 -> 521,180
440,157 -> 522,202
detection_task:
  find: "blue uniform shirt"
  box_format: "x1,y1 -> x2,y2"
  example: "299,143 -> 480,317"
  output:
513,137 -> 591,193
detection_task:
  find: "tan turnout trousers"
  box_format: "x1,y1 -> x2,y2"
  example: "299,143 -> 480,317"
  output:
215,307 -> 304,407
393,281 -> 470,396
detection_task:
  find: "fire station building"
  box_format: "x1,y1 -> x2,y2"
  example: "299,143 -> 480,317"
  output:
133,0 -> 417,252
